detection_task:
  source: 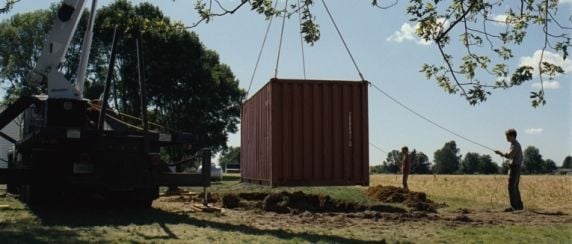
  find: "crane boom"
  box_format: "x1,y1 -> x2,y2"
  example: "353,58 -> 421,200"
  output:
29,0 -> 87,100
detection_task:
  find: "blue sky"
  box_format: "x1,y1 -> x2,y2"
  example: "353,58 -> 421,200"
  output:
1,0 -> 570,165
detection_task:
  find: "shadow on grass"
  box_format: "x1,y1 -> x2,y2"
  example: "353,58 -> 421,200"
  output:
7,203 -> 385,243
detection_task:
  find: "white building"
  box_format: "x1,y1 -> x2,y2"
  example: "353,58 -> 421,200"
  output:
0,106 -> 21,168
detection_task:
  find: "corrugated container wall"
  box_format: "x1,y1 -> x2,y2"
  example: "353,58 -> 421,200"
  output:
241,78 -> 369,186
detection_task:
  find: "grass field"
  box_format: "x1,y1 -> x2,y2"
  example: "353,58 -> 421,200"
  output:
0,174 -> 571,243
370,174 -> 572,213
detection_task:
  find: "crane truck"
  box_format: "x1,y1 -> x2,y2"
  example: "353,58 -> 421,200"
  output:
0,0 -> 211,207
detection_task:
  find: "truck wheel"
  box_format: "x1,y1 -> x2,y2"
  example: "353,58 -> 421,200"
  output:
6,184 -> 19,194
6,152 -> 18,194
20,184 -> 54,205
133,188 -> 159,208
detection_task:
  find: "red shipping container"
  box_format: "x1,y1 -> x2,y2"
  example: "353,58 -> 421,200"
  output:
241,78 -> 369,186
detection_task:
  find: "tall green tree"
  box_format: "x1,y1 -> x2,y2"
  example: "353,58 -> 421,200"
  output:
92,1 -> 245,154
3,1 -> 570,106
460,152 -> 500,174
562,156 -> 572,169
0,9 -> 53,102
478,154 -> 499,175
0,0 -> 18,14
370,165 -> 385,174
0,5 -> 90,103
500,160 -> 510,174
0,1 -> 245,155
193,0 -> 571,107
218,146 -> 240,170
433,141 -> 461,174
460,152 -> 480,174
523,146 -> 545,174
543,159 -> 557,173
381,149 -> 402,174
410,150 -> 431,174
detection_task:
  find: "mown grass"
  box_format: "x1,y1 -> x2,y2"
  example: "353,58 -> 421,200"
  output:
184,174 -> 378,205
435,224 -> 572,244
1,174 -> 571,243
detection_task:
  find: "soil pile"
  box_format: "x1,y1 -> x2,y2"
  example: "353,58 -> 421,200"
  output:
366,185 -> 445,212
197,192 -> 219,203
223,191 -> 406,214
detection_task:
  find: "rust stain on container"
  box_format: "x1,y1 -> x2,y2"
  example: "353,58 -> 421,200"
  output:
241,78 -> 369,186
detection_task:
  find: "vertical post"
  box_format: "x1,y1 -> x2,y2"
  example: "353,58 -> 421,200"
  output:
202,149 -> 211,206
98,27 -> 119,132
136,35 -> 149,154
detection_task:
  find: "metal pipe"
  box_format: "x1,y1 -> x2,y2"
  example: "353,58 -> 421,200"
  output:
136,35 -> 149,154
76,0 -> 98,97
98,27 -> 119,131
202,149 -> 211,206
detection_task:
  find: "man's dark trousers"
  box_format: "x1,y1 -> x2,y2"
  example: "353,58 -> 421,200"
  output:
508,165 -> 523,210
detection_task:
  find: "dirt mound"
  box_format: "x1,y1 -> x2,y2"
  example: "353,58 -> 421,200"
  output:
263,191 -> 372,214
366,185 -> 445,212
197,192 -> 219,203
223,191 -> 406,214
222,194 -> 241,208
238,192 -> 268,201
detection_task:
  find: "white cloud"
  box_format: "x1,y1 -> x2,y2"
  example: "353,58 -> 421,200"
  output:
525,128 -> 544,135
491,14 -> 514,26
386,23 -> 432,46
387,19 -> 450,46
560,0 -> 572,4
519,50 -> 572,77
386,23 -> 416,43
531,80 -> 560,89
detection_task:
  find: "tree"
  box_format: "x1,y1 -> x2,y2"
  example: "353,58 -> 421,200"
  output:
191,0 -> 571,107
500,160 -> 510,174
562,156 -> 572,169
410,150 -> 431,174
523,146 -> 545,174
95,1 -> 245,155
433,141 -> 461,174
0,8 -> 57,102
4,1 -> 570,106
370,165 -> 385,174
0,1 -> 245,156
460,152 -> 499,174
381,150 -> 402,173
460,152 -> 480,174
543,159 -> 557,173
478,154 -> 499,175
0,0 -> 18,14
219,146 -> 240,169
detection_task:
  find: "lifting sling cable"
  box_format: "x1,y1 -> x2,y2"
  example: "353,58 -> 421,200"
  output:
246,0 -> 280,97
369,83 -> 496,152
321,0 -> 365,81
320,1 -> 495,153
274,0 -> 289,78
297,0 -> 307,79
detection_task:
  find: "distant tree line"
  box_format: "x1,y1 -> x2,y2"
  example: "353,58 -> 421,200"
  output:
371,141 -> 571,175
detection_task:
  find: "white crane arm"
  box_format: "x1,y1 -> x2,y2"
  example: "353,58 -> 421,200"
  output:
29,0 -> 87,99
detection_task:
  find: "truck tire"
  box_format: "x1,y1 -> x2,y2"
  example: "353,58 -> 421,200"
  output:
133,187 -> 159,208
20,184 -> 55,205
106,188 -> 158,208
6,151 -> 19,194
